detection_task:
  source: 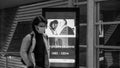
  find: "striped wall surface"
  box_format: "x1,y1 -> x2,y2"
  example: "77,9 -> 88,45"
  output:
7,0 -> 70,54
0,0 -> 71,67
15,0 -> 69,22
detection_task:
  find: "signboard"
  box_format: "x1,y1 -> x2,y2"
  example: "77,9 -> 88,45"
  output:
43,8 -> 79,68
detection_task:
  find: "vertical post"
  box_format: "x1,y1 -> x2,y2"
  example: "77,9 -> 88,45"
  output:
96,2 -> 100,68
87,0 -> 96,68
5,56 -> 8,68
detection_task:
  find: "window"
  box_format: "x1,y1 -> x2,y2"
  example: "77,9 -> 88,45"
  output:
97,0 -> 120,68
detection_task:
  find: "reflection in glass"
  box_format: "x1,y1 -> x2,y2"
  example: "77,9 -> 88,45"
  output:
100,0 -> 120,22
104,24 -> 118,45
98,24 -> 120,46
99,49 -> 120,68
99,49 -> 107,68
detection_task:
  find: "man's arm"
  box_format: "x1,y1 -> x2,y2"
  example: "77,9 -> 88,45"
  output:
20,34 -> 33,66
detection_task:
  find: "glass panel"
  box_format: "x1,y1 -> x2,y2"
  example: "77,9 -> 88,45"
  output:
79,5 -> 87,23
99,49 -> 120,68
78,4 -> 87,67
79,47 -> 87,68
79,25 -> 87,68
100,0 -> 120,22
104,24 -> 120,45
80,26 -> 87,45
97,24 -> 120,46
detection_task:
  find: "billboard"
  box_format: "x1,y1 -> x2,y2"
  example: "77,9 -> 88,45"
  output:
43,8 -> 79,68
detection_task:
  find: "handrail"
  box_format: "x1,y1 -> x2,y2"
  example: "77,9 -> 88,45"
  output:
96,21 -> 120,25
96,45 -> 120,49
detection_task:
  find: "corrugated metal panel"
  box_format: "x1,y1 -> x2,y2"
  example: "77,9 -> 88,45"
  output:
6,0 -> 70,56
18,1 -> 68,12
19,0 -> 66,9
16,0 -> 69,22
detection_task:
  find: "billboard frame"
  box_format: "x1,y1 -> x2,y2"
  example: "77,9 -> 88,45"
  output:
42,8 -> 79,68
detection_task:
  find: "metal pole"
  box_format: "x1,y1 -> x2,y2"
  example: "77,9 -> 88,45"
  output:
96,2 -> 100,68
5,56 -> 8,68
87,0 -> 96,68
